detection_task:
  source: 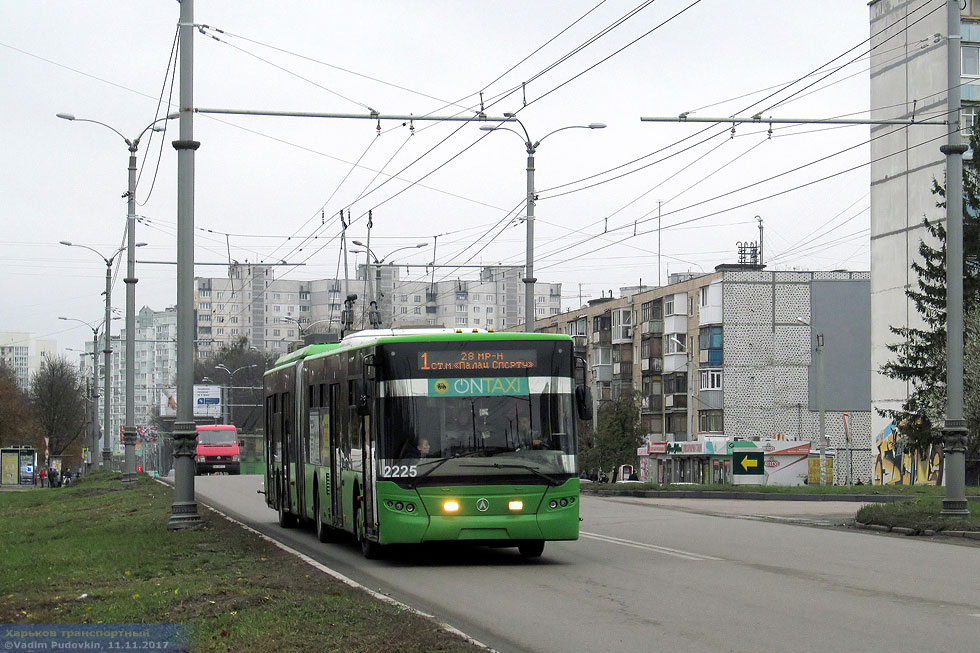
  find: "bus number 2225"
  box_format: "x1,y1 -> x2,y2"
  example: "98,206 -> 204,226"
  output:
382,465 -> 417,478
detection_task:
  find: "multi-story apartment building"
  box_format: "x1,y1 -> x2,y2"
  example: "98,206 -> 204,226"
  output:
197,263 -> 561,355
530,266 -> 872,485
78,306 -> 177,456
0,332 -> 56,391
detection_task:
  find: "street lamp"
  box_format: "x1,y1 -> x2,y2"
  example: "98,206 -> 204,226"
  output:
797,317 -> 827,486
58,111 -> 175,483
214,364 -> 258,426
350,241 -> 428,328
60,317 -> 106,472
61,241 -> 146,469
480,117 -> 605,332
284,316 -> 336,340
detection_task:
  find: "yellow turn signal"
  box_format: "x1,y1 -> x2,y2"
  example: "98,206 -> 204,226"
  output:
443,500 -> 460,512
508,500 -> 523,511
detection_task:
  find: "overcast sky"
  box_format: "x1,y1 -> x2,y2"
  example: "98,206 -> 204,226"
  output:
1,1 -> 875,354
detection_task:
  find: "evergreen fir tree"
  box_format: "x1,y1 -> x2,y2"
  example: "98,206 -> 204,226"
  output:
879,126 -> 980,459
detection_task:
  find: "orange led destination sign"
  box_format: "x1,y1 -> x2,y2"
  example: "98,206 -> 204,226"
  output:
418,349 -> 537,371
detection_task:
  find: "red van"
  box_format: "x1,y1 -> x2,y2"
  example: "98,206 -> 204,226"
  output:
195,424 -> 241,475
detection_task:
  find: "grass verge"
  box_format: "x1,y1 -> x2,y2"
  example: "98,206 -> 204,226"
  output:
855,497 -> 980,532
0,471 -> 483,652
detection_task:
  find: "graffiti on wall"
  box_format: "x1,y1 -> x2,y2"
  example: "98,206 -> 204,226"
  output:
873,421 -> 942,485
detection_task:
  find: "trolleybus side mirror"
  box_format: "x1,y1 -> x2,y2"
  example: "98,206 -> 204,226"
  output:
575,385 -> 593,421
363,353 -> 377,381
574,355 -> 588,386
355,379 -> 371,416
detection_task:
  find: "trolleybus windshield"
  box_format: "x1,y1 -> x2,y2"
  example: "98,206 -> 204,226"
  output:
377,340 -> 577,485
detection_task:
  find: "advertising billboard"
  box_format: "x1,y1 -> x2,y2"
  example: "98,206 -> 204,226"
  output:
159,385 -> 223,418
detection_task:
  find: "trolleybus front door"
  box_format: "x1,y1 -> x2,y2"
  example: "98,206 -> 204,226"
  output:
329,384 -> 342,527
361,411 -> 376,537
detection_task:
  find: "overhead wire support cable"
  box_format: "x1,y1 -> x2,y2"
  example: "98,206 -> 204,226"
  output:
640,115 -> 948,126
193,108 -> 515,123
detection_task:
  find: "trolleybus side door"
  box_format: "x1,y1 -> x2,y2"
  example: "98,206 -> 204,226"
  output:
292,362 -> 307,520
329,383 -> 342,527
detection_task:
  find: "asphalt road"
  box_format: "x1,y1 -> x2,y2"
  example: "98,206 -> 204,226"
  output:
178,474 -> 980,652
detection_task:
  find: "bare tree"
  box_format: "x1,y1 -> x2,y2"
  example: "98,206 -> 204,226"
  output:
29,356 -> 87,460
0,362 -> 37,448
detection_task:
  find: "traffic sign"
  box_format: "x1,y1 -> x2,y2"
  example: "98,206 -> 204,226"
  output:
732,451 -> 764,475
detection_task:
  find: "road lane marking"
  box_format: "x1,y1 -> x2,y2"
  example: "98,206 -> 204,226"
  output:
580,531 -> 724,561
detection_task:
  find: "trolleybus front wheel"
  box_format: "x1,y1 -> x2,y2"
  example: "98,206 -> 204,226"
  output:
355,505 -> 383,559
277,477 -> 295,528
518,540 -> 545,558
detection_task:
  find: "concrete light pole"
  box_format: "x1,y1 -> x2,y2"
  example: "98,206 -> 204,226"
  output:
798,317 -> 827,485
60,317 -> 107,472
60,242 -> 141,468
351,241 -> 428,328
214,364 -> 257,426
479,118 -> 605,332
57,111 -> 175,483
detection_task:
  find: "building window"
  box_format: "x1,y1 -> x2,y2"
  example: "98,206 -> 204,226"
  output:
487,307 -> 494,314
299,291 -> 309,300
474,318 -> 481,324
456,292 -> 467,301
455,317 -> 468,326
964,0 -> 980,17
473,306 -> 481,313
274,305 -> 281,312
664,372 -> 687,395
414,307 -> 421,314
592,347 -> 611,366
300,305 -> 310,312
486,318 -> 493,325
964,44 -> 980,76
665,333 -> 686,354
699,369 -> 722,391
666,413 -> 686,434
698,410 -> 724,433
400,307 -> 407,314
963,104 -> 979,136
456,304 -> 467,312
273,329 -> 280,336
664,298 -> 674,316
414,295 -> 421,303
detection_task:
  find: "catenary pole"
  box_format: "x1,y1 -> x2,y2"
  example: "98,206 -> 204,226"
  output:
942,0 -> 969,515
169,0 -> 202,529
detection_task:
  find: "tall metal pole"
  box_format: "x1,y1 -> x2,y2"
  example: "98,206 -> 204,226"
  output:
657,201 -> 662,287
122,146 -> 138,483
524,144 -> 536,333
102,263 -> 112,468
364,211 -> 373,328
169,0 -> 202,529
817,334 -> 827,486
942,0 -> 969,515
91,330 -> 99,473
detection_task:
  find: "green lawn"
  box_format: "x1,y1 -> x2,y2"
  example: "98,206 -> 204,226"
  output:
856,497 -> 980,532
0,472 -> 482,652
585,481 -> 980,496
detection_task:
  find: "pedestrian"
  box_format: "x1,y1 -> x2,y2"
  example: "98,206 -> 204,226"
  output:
62,469 -> 72,487
40,466 -> 46,487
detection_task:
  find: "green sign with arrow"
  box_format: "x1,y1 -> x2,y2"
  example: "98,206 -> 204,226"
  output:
732,451 -> 764,475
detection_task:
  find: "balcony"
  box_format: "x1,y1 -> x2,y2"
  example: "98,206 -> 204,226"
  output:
640,394 -> 663,412
664,393 -> 687,410
640,357 -> 663,374
640,319 -> 664,336
572,334 -> 588,350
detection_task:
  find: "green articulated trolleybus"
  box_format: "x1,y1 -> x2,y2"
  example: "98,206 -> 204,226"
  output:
264,328 -> 592,559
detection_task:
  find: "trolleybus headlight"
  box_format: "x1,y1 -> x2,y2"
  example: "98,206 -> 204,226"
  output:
559,498 -> 569,507
406,503 -> 415,513
197,456 -> 205,463
508,500 -> 523,511
395,501 -> 404,511
443,500 -> 460,512
386,500 -> 394,507
549,500 -> 558,509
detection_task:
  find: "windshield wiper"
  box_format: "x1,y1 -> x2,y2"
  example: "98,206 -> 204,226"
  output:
459,462 -> 562,486
409,450 -> 486,487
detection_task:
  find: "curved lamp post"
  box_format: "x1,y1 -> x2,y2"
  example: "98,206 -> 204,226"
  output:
61,241 -> 145,469
350,241 -> 428,328
58,111 -> 175,483
214,364 -> 258,426
60,316 -> 107,472
480,117 -> 605,332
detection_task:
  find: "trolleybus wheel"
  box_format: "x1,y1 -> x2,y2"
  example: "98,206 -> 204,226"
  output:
314,493 -> 331,543
277,478 -> 295,528
518,540 -> 545,558
355,505 -> 382,559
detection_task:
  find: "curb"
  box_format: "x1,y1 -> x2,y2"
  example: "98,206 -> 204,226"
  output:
583,488 -> 980,503
853,521 -> 980,539
151,478 -> 495,652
